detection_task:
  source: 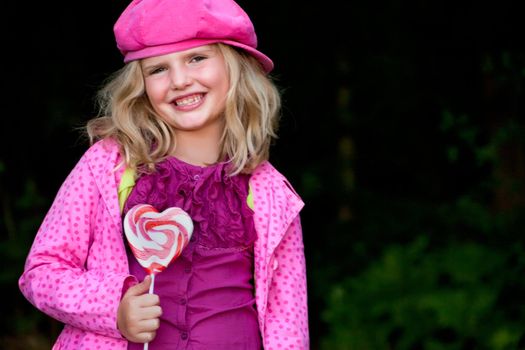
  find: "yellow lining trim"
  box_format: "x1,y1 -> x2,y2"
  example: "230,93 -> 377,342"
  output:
118,167 -> 136,213
247,184 -> 254,210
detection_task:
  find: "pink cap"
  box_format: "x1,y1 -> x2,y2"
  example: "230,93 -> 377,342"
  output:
114,0 -> 274,73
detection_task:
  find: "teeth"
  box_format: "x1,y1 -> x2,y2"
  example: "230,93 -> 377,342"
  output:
176,94 -> 202,106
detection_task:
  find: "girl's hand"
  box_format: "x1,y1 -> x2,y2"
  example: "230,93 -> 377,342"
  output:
117,275 -> 162,343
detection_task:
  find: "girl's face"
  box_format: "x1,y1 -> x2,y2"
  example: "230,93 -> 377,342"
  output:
141,45 -> 229,135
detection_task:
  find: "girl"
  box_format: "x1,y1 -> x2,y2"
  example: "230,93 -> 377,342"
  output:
18,0 -> 309,349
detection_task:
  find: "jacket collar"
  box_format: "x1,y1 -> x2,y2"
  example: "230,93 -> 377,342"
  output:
250,161 -> 304,259
87,139 -> 124,231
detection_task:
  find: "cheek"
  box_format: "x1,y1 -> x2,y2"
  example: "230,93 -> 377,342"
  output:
210,72 -> 230,97
145,78 -> 169,103
205,61 -> 229,94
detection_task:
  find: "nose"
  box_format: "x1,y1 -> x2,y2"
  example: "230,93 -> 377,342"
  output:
170,66 -> 192,90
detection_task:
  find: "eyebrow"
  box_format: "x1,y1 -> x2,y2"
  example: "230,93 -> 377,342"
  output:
141,46 -> 217,70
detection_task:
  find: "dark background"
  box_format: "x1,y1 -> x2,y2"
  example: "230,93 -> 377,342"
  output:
1,1 -> 524,349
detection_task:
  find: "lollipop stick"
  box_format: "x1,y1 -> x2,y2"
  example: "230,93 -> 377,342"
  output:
148,273 -> 155,294
144,273 -> 155,350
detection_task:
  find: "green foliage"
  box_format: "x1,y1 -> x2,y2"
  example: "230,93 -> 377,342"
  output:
321,236 -> 524,349
441,110 -> 525,168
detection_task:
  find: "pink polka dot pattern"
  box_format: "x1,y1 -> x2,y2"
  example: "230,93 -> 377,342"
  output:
19,139 -> 309,349
19,140 -> 131,350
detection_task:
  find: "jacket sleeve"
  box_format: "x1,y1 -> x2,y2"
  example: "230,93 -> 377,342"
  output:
265,215 -> 309,349
18,150 -> 132,339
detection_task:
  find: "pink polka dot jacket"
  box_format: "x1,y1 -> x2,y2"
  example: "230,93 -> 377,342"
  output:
18,139 -> 309,350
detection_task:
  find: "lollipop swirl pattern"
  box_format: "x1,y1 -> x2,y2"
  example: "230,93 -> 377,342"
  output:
124,204 -> 194,274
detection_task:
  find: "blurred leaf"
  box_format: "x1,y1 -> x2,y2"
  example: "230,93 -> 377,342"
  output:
321,236 -> 522,349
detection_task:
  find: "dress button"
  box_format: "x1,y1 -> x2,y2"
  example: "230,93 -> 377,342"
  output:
193,174 -> 200,180
181,332 -> 188,340
180,298 -> 187,305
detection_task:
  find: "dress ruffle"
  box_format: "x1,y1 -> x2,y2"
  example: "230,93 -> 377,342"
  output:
123,157 -> 256,249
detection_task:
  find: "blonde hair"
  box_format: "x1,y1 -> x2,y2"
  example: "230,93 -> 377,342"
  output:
86,43 -> 281,175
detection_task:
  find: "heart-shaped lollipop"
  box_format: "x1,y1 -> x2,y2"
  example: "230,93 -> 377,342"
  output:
124,204 -> 194,275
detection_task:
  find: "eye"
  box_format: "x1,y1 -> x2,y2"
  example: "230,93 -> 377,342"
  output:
190,55 -> 207,63
149,66 -> 166,75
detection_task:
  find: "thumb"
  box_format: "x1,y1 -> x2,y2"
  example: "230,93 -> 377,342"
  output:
127,275 -> 152,296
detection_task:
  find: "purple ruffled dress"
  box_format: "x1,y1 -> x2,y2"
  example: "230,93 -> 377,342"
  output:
123,157 -> 261,350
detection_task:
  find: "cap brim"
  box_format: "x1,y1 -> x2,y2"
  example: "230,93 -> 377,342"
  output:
123,38 -> 274,73
220,40 -> 274,73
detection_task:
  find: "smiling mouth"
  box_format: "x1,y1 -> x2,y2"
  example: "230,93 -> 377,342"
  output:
175,94 -> 203,107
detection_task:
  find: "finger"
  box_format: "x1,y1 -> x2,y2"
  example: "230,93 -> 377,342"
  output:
126,275 -> 152,297
139,318 -> 161,332
140,305 -> 163,319
136,293 -> 160,308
